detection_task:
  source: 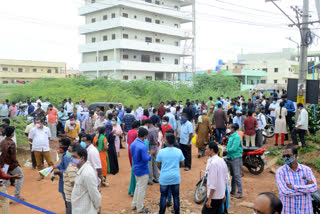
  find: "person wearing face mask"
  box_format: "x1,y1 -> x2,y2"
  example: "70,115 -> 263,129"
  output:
80,105 -> 89,131
161,116 -> 172,135
65,116 -> 80,143
227,103 -> 237,125
255,107 -> 266,148
84,111 -> 96,138
135,104 -> 144,121
105,124 -> 119,175
71,146 -> 101,214
157,102 -> 166,120
253,192 -> 282,214
0,126 -> 25,202
268,98 -> 279,126
179,113 -> 194,171
291,103 -> 308,148
131,127 -> 155,213
28,118 -> 54,181
275,145 -> 317,214
274,102 -> 287,146
52,138 -> 71,206
93,112 -> 107,133
63,143 -> 80,214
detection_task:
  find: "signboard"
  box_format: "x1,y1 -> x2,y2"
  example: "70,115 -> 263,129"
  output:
297,96 -> 305,104
232,69 -> 242,74
287,79 -> 298,101
306,80 -> 319,104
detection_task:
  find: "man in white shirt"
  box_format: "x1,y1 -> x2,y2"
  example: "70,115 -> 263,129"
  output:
36,96 -> 43,105
255,107 -> 266,147
28,118 -> 54,181
82,134 -> 103,186
223,97 -> 230,111
0,100 -> 9,118
202,142 -> 228,214
291,103 -> 308,148
65,98 -> 74,117
268,98 -> 279,126
71,147 -> 101,214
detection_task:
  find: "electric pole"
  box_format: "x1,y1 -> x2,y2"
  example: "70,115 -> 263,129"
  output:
192,0 -> 196,84
297,0 -> 309,103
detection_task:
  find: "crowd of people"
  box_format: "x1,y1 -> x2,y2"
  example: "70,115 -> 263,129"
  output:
0,89 -> 317,214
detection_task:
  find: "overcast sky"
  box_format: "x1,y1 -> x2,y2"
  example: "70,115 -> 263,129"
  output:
0,0 -> 319,70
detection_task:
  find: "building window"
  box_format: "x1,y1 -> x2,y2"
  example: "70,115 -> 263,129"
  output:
134,35 -> 137,39
141,55 -> 150,62
92,37 -> 96,43
18,68 -> 23,72
112,34 -> 116,40
155,0 -> 160,5
2,67 -> 8,71
155,38 -> 160,43
103,15 -> 108,20
122,13 -> 128,18
155,57 -> 160,62
55,69 -> 58,73
26,68 -> 30,72
274,80 -> 278,84
33,68 -> 37,72
123,75 -> 129,80
123,55 -> 129,60
262,68 -> 268,72
174,41 -> 179,46
133,56 -> 137,59
91,0 -> 95,3
145,0 -> 152,3
134,15 -> 137,19
2,81 -> 8,84
91,18 -> 96,23
145,37 -> 152,43
111,13 -> 116,18
174,5 -> 179,9
47,69 -> 52,73
155,20 -> 160,24
123,34 -> 129,39
274,68 -> 278,72
11,68 -> 14,71
145,17 -> 152,23
174,24 -> 179,28
146,76 -> 152,80
102,56 -> 108,61
134,76 -> 136,79
103,35 -> 108,41
174,59 -> 179,65
260,80 -> 266,84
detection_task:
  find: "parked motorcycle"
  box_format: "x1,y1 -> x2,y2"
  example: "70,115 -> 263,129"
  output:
194,170 -> 207,204
263,114 -> 275,138
312,189 -> 320,214
242,147 -> 266,175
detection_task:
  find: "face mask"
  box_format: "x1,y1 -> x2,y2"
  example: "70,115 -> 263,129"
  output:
84,108 -> 88,111
231,106 -> 234,108
273,101 -> 276,104
36,124 -> 41,128
111,121 -> 116,125
66,150 -> 72,159
70,157 -> 81,167
283,157 -> 295,166
70,121 -> 75,125
180,118 -> 187,124
80,141 -> 87,148
162,122 -> 167,125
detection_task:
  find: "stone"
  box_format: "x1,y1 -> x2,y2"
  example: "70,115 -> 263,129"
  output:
238,201 -> 254,209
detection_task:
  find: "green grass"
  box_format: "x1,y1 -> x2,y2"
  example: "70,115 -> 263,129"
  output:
313,156 -> 320,171
298,143 -> 320,155
10,116 -> 30,147
267,147 -> 281,157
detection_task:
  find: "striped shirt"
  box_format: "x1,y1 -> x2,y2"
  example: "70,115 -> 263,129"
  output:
63,163 -> 77,202
275,163 -> 317,214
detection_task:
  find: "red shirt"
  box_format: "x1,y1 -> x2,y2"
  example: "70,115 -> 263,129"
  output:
243,116 -> 257,136
127,129 -> 138,166
161,124 -> 173,135
158,107 -> 166,119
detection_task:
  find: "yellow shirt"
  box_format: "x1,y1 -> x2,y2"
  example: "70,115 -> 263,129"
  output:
65,124 -> 80,141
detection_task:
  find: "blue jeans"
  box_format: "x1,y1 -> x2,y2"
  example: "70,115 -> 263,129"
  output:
216,128 -> 226,144
271,116 -> 275,126
160,184 -> 180,214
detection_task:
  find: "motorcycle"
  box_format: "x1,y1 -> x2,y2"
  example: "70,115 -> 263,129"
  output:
194,170 -> 207,204
242,147 -> 266,175
263,114 -> 275,138
312,189 -> 320,214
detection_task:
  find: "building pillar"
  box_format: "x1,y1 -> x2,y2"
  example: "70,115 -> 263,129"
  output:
164,72 -> 167,81
245,75 -> 247,85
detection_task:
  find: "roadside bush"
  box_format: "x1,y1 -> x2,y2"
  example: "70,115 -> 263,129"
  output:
298,143 -> 320,155
10,116 -> 30,147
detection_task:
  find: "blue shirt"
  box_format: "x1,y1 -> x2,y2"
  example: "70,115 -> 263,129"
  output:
117,109 -> 125,122
56,152 -> 71,193
122,114 -> 136,132
156,147 -> 185,185
180,121 -> 193,145
150,115 -> 160,126
28,105 -> 35,116
284,100 -> 295,112
215,101 -> 222,109
131,138 -> 151,176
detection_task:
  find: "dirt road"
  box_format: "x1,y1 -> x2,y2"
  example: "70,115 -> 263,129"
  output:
8,139 -> 320,214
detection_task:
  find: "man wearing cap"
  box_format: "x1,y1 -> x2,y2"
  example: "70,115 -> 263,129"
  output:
233,110 -> 243,131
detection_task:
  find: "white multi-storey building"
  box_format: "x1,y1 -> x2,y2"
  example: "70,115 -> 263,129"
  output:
79,0 -> 194,81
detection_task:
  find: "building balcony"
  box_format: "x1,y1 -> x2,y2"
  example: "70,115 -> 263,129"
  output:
79,17 -> 193,39
79,0 -> 193,22
179,0 -> 193,7
79,39 -> 193,56
79,60 -> 189,73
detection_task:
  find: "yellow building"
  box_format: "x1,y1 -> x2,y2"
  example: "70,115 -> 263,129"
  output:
0,59 -> 66,84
